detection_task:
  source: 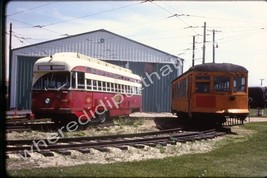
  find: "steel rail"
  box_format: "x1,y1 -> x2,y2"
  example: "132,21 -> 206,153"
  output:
6,127 -> 184,145
6,120 -> 115,133
6,129 -> 216,153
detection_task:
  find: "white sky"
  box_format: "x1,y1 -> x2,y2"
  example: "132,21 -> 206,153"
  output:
5,1 -> 267,86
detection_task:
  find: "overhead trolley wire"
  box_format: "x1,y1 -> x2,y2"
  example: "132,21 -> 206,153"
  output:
149,1 -> 199,35
6,1 -> 145,44
36,1 -> 144,28
7,17 -> 70,37
6,2 -> 57,17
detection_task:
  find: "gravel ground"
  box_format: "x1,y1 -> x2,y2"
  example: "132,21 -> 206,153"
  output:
5,113 -> 266,170
6,136 -> 225,170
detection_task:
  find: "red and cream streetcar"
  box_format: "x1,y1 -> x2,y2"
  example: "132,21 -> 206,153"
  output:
31,52 -> 142,123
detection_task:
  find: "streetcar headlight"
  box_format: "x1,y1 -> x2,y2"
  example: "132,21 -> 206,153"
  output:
45,98 -> 50,104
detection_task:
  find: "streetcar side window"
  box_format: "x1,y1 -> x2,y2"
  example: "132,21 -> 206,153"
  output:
127,86 -> 130,94
181,78 -> 187,96
196,82 -> 210,93
77,72 -> 85,89
122,85 -> 125,93
176,83 -> 180,98
98,81 -> 102,91
71,72 -> 76,89
92,80 -> 97,90
107,82 -> 110,91
119,84 -> 122,92
86,79 -> 92,90
114,83 -> 119,92
103,82 -> 107,91
111,83 -> 114,92
138,87 -> 142,95
132,86 -> 136,95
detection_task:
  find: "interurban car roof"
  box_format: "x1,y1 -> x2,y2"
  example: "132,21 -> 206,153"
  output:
189,63 -> 248,73
172,63 -> 248,83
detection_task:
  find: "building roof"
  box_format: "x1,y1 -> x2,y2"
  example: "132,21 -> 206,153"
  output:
12,29 -> 184,64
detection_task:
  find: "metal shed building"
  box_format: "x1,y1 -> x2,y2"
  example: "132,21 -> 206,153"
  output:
10,29 -> 183,112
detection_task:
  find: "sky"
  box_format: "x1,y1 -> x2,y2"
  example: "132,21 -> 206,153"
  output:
5,1 -> 267,86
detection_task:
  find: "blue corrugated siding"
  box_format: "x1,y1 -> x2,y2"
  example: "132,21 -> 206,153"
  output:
109,61 -> 179,112
16,56 -> 39,109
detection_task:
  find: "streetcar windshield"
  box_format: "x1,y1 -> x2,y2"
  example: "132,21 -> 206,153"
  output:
214,76 -> 230,92
234,76 -> 246,92
33,72 -> 70,90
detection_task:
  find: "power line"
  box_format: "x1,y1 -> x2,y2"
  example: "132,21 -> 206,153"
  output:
6,2 -> 57,17
6,1 -> 145,41
37,1 -> 144,28
217,28 -> 266,43
149,1 -> 199,35
7,17 -> 70,36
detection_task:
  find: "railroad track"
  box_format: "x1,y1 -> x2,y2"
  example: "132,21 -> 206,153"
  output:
6,128 -> 225,158
6,119 -> 115,132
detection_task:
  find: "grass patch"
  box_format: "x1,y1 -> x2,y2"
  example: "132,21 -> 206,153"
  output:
7,122 -> 267,177
113,117 -> 144,127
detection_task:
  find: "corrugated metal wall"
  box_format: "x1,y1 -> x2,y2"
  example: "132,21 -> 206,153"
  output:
108,61 -> 179,112
11,29 -> 183,111
16,56 -> 39,109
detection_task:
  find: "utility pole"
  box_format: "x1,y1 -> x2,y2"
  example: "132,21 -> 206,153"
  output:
192,35 -> 195,67
8,23 -> 12,109
260,79 -> 264,86
202,22 -> 206,64
208,29 -> 222,63
212,29 -> 215,63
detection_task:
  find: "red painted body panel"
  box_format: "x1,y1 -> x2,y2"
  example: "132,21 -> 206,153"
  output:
32,90 -> 142,121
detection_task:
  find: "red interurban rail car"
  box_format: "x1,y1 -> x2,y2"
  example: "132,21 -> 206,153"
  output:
32,52 -> 142,124
171,63 -> 249,126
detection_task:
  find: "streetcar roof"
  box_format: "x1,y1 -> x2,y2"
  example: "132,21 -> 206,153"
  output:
172,63 -> 248,83
189,63 -> 248,73
33,52 -> 141,80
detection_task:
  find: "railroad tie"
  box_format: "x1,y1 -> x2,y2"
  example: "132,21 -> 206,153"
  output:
113,146 -> 128,150
158,142 -> 167,146
92,147 -> 110,152
18,151 -> 31,158
75,147 -> 91,153
53,149 -> 71,155
175,138 -> 186,143
39,150 -> 54,157
144,143 -> 158,147
128,144 -> 145,149
167,140 -> 177,145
